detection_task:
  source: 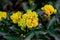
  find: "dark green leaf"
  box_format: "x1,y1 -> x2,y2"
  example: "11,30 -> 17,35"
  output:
47,16 -> 56,29
25,32 -> 34,40
22,3 -> 30,12
36,9 -> 44,15
30,3 -> 37,10
48,31 -> 60,40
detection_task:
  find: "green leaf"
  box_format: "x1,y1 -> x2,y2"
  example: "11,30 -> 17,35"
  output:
48,31 -> 60,40
30,3 -> 37,10
47,16 -> 57,35
25,29 -> 36,40
25,32 -> 34,40
56,12 -> 60,24
22,3 -> 30,12
35,31 -> 47,35
9,26 -> 21,34
54,0 -> 60,9
47,16 -> 56,29
36,9 -> 44,15
5,35 -> 19,40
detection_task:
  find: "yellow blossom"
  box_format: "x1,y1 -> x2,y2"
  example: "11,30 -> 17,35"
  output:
18,10 -> 38,30
10,11 -> 22,23
41,4 -> 57,17
0,11 -> 7,21
26,18 -> 38,29
54,9 -> 57,14
22,10 -> 38,29
18,18 -> 26,31
2,12 -> 7,19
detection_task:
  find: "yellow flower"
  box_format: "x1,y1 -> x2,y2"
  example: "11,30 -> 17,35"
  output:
0,11 -> 7,21
10,11 -> 22,23
18,10 -> 38,30
2,12 -> 7,19
18,18 -> 26,31
26,18 -> 38,29
54,9 -> 57,14
41,4 -> 57,17
22,10 -> 38,29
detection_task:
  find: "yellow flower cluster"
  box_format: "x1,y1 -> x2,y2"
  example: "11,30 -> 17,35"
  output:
23,10 -> 38,29
18,10 -> 38,29
0,11 -> 7,21
10,11 -> 22,23
18,18 -> 26,31
41,4 -> 57,17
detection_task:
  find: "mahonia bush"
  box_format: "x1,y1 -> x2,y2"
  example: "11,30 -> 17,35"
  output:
0,0 -> 59,40
0,4 -> 57,31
